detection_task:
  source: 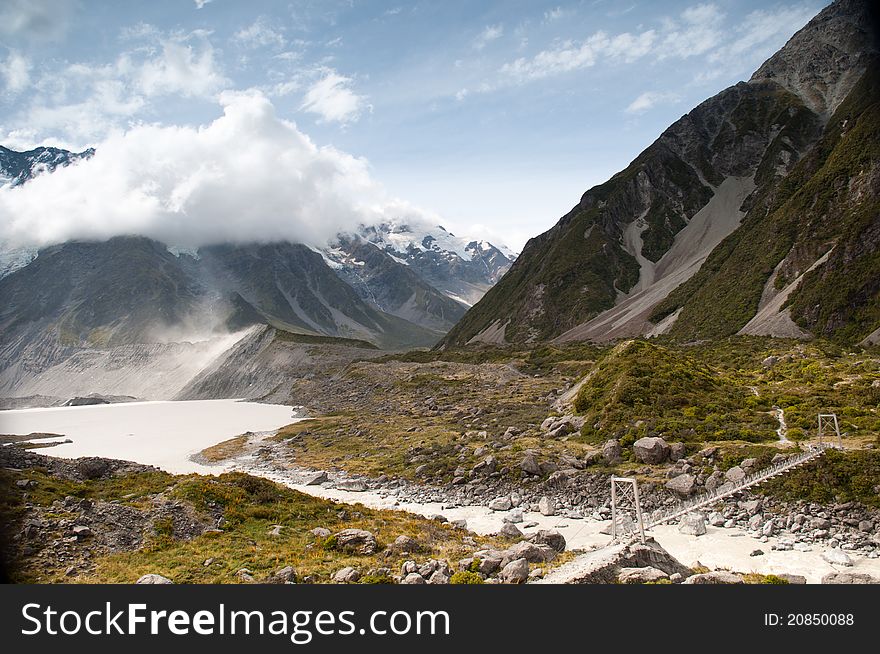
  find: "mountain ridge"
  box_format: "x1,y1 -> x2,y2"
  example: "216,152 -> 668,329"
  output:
441,0 -> 880,348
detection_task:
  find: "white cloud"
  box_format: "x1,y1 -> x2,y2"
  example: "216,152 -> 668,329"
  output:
500,29 -> 656,82
194,0 -> 213,8
233,17 -> 286,50
1,50 -> 31,93
0,90 -> 429,250
707,4 -> 820,67
300,70 -> 368,124
136,34 -> 229,98
0,0 -> 74,43
625,90 -> 680,114
1,30 -> 230,146
658,3 -> 725,59
474,24 -> 504,50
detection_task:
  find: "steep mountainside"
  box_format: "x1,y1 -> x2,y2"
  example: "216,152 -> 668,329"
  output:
323,235 -> 467,331
0,236 -> 443,399
442,0 -> 879,347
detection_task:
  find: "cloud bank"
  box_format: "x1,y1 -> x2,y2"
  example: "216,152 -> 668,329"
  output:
0,90 -> 427,250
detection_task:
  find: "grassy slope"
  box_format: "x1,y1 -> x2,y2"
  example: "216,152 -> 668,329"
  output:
0,467 -> 502,584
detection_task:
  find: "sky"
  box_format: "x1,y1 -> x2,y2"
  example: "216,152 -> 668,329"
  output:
0,0 -> 829,252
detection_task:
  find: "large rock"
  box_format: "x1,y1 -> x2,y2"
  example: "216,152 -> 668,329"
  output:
520,453 -> 541,476
503,508 -> 524,524
401,573 -> 426,584
332,567 -> 361,583
506,541 -> 555,564
499,558 -> 530,584
682,571 -> 744,584
725,466 -> 746,484
530,529 -> 566,553
602,439 -> 622,464
333,529 -> 378,555
678,512 -> 707,536
537,496 -> 556,516
499,523 -> 523,538
302,471 -> 328,486
665,474 -> 696,497
489,496 -> 512,511
618,567 -> 669,584
136,573 -> 172,584
821,549 -> 854,566
632,437 -> 670,464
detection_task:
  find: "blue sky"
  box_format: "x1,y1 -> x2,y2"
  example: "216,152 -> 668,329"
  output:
0,0 -> 828,251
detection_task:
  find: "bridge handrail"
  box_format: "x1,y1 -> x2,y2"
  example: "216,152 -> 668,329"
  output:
644,444 -> 828,528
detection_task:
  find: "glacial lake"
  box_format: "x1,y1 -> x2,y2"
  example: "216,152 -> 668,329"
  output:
0,399 -> 300,474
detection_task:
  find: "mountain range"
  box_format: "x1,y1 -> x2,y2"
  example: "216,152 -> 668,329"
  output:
1,0 -> 878,405
442,0 -> 879,349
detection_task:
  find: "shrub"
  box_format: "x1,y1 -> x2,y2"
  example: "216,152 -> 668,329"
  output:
450,571 -> 484,585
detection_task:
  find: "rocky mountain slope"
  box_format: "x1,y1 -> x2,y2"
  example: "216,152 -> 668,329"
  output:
442,0 -> 879,347
0,150 -> 513,400
0,144 -> 94,188
0,236 -> 440,400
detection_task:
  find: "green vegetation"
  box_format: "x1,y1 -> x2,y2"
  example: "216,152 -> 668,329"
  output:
450,571 -> 484,584
573,340 -> 777,444
0,466 -> 503,583
760,449 -> 880,508
651,66 -> 880,345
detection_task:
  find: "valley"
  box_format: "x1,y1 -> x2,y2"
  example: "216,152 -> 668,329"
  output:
1,0 -> 879,587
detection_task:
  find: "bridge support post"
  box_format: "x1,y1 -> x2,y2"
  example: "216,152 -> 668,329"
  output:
818,413 -> 841,449
610,477 -> 646,544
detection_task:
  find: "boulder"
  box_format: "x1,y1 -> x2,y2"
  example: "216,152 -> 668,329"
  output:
499,523 -> 523,539
665,474 -> 696,497
725,466 -> 745,484
302,471 -> 328,486
136,573 -> 173,584
266,566 -> 296,584
333,529 -> 379,555
632,437 -> 670,464
506,541 -> 553,564
530,529 -> 566,553
821,549 -> 854,566
311,527 -> 331,538
618,567 -> 669,584
708,512 -> 726,527
503,508 -> 524,524
602,439 -> 622,464
537,496 -> 556,516
401,573 -> 426,584
332,567 -> 361,583
678,512 -> 707,536
499,558 -> 530,584
682,571 -> 744,584
520,453 -> 541,476
489,496 -> 512,511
